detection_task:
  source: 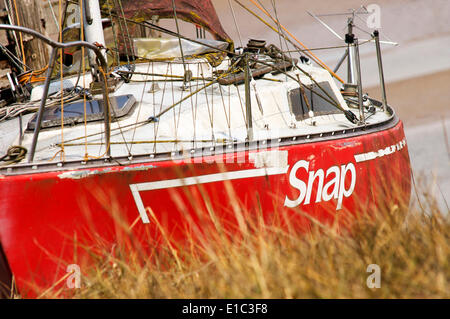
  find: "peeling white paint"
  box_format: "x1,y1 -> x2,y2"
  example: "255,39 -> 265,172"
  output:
249,150 -> 288,168
57,165 -> 155,179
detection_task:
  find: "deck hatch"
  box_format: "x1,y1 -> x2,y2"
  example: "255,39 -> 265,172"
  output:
288,82 -> 340,120
27,94 -> 136,131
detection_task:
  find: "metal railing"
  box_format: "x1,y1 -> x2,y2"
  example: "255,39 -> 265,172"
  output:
0,24 -> 111,162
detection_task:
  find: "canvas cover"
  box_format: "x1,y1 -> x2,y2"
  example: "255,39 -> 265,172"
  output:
120,0 -> 231,43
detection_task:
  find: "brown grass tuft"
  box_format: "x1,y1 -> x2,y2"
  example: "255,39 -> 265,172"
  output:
50,179 -> 450,299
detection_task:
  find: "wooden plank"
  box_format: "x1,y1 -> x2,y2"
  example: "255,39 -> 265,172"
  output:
11,0 -> 49,70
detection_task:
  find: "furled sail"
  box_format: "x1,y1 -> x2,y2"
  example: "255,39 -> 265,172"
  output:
120,0 -> 231,43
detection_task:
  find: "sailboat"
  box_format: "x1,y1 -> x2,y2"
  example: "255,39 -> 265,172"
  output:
0,0 -> 411,297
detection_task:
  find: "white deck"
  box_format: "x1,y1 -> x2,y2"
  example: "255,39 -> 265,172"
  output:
1,58 -> 391,163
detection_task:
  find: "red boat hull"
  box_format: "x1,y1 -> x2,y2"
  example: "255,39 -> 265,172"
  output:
0,119 -> 411,297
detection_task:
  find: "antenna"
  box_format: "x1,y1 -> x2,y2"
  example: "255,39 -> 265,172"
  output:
307,11 -> 343,41
307,7 -> 398,46
308,6 -> 393,118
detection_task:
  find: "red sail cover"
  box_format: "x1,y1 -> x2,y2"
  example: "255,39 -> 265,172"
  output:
121,0 -> 231,43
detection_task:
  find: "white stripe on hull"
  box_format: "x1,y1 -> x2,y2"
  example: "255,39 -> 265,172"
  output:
130,166 -> 289,223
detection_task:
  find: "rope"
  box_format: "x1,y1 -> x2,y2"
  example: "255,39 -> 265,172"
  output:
269,0 -> 288,81
98,65 -> 132,159
0,145 -> 27,166
129,53 -> 153,154
171,0 -> 188,84
228,0 -> 243,48
0,43 -> 27,72
59,0 -> 65,162
18,66 -> 48,84
47,0 -> 60,32
248,56 -> 342,111
116,0 -> 134,60
80,0 -> 89,161
107,0 -> 120,65
65,0 -> 235,57
152,63 -> 170,153
200,64 -> 215,140
12,0 -> 26,70
246,0 -> 344,83
112,0 -> 131,63
58,139 -> 219,147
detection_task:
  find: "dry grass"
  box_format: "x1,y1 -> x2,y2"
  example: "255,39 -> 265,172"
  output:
48,179 -> 450,300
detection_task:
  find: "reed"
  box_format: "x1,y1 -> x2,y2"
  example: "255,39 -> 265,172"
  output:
41,175 -> 449,299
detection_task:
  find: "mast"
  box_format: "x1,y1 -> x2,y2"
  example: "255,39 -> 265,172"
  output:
345,17 -> 356,84
81,0 -> 107,80
81,0 -> 111,158
373,30 -> 388,112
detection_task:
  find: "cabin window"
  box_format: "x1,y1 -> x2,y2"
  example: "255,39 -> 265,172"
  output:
288,82 -> 339,120
27,94 -> 136,131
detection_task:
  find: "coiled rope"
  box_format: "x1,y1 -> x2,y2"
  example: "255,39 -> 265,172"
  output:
0,145 -> 27,166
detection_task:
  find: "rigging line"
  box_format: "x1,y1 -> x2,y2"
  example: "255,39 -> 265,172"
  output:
271,6 -> 315,119
153,63 -> 170,153
170,63 -> 178,147
257,0 -> 299,74
353,14 -> 395,43
269,0 -> 287,81
271,92 -> 289,127
232,0 -> 310,63
210,68 -> 214,140
281,43 -> 363,52
152,61 -> 156,153
59,0 -> 65,161
245,0 -> 345,83
153,59 -> 242,122
60,64 -> 238,147
112,0 -> 131,64
55,118 -> 148,144
235,84 -> 247,129
59,139 -> 217,146
107,0 -> 120,65
0,42 -> 22,66
128,78 -> 205,83
141,20 -> 234,55
268,0 -> 332,77
352,23 -> 374,37
227,0 -> 243,48
80,0 -> 88,159
228,83 -> 231,140
66,55 -> 83,95
200,64 -> 214,140
47,0 -> 60,31
130,59 -> 152,154
0,43 -> 25,71
175,68 -> 184,150
66,0 -> 235,57
171,0 -> 187,86
248,56 -> 342,111
217,68 -> 232,139
118,70 -> 214,81
3,0 -> 21,68
59,0 -> 70,34
188,68 -> 196,149
175,71 -> 185,147
116,0 -> 134,62
12,0 -> 26,70
191,63 -> 201,149
99,69 -> 132,156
